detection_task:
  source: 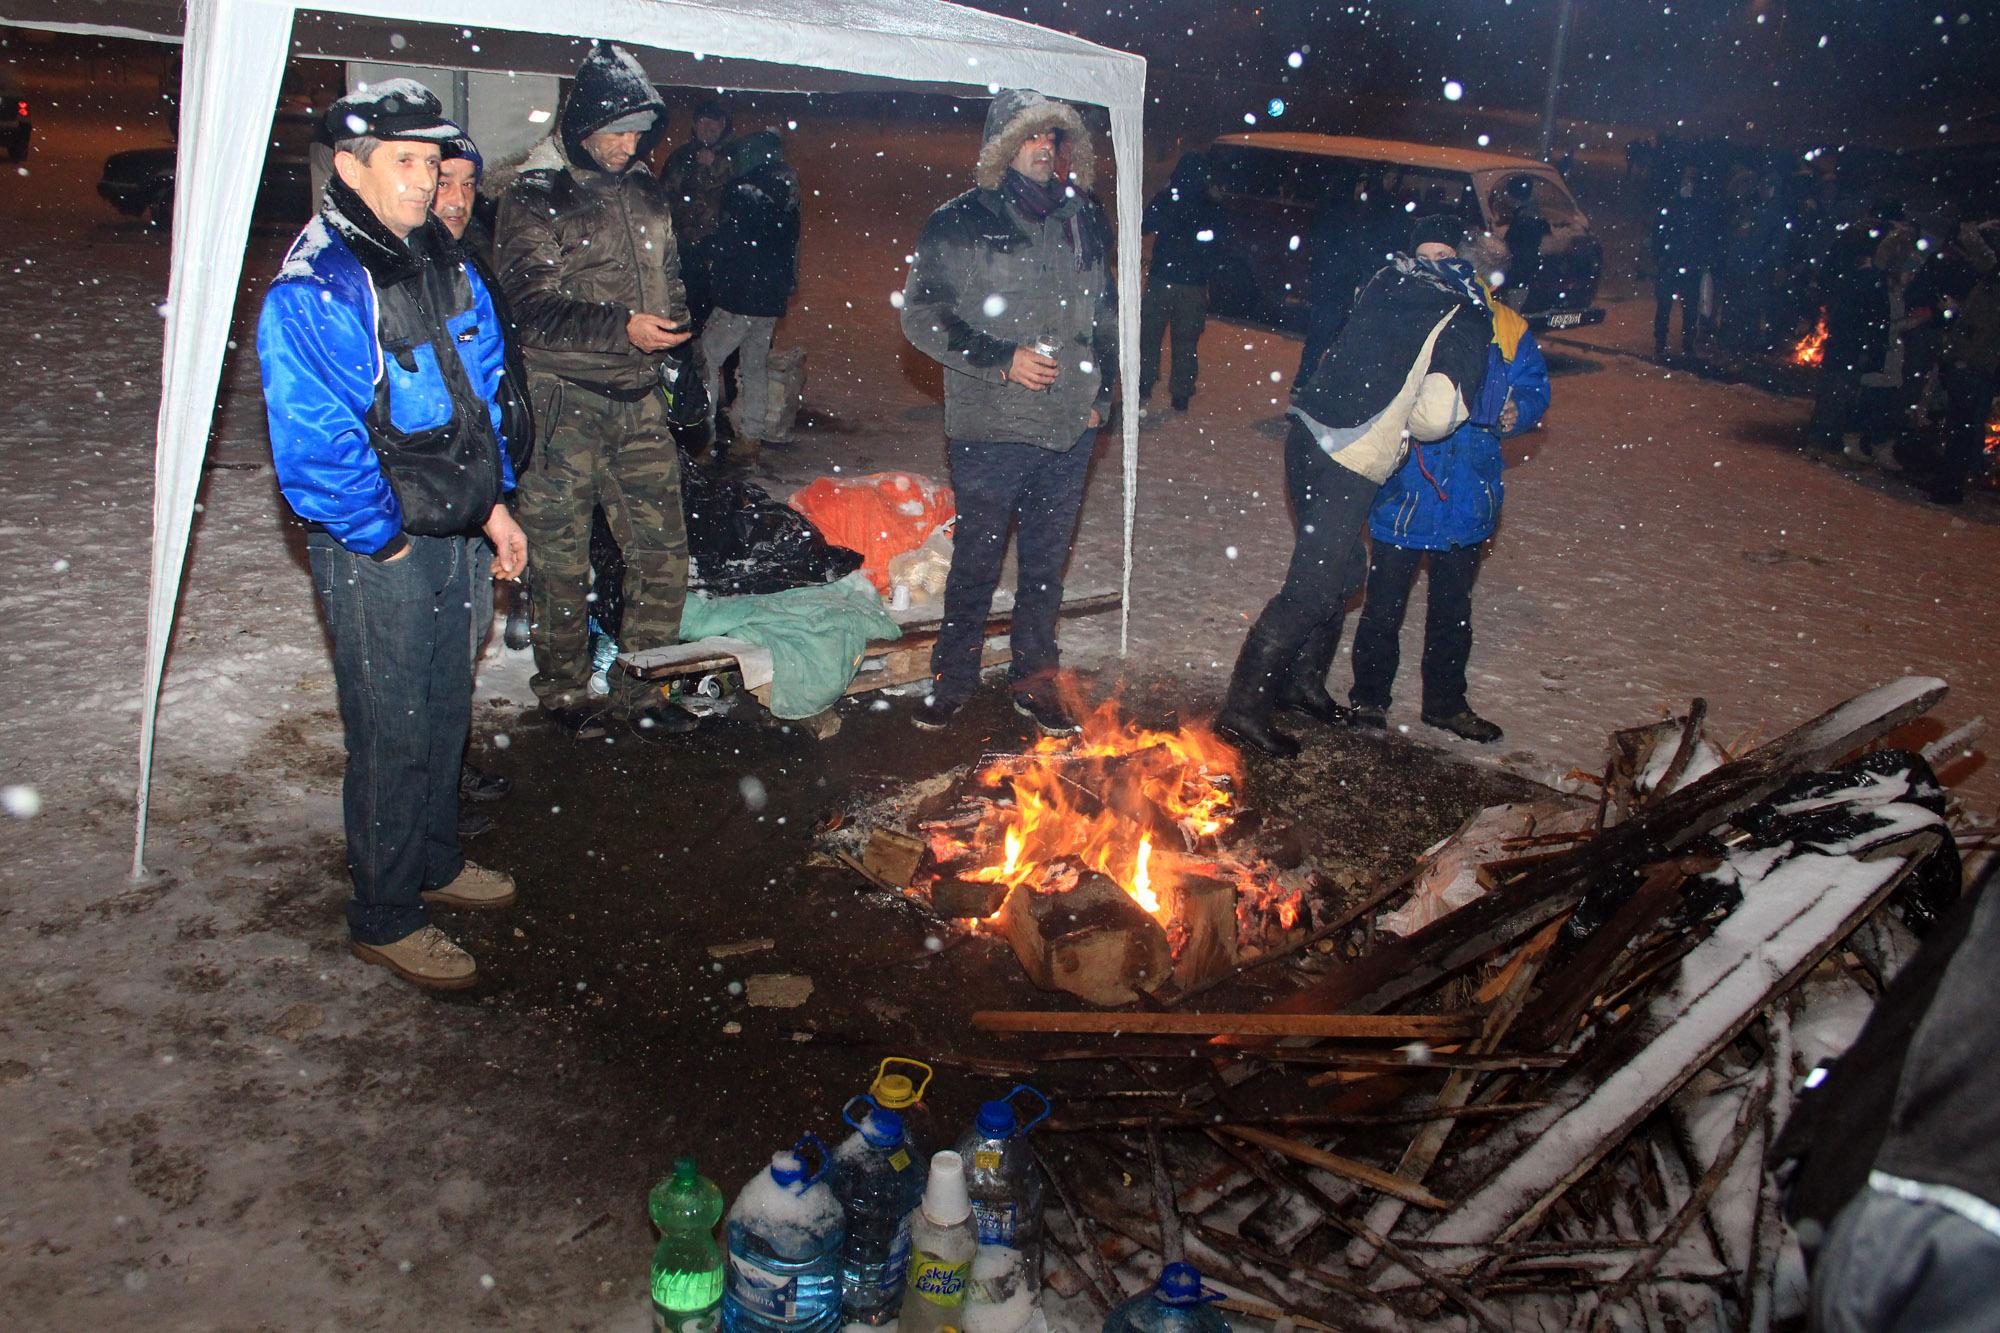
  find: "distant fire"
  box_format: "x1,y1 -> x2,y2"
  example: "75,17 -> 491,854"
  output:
925,702 -> 1300,950
1792,311 -> 1828,367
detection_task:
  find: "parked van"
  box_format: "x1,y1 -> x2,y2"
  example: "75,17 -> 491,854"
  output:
1204,132 -> 1604,330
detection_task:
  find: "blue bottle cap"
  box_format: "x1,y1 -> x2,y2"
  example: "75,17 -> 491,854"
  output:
975,1100 -> 1015,1138
768,1150 -> 807,1188
861,1108 -> 904,1149
1156,1263 -> 1204,1306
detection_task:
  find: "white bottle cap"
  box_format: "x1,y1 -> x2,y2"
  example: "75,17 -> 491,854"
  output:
922,1150 -> 972,1225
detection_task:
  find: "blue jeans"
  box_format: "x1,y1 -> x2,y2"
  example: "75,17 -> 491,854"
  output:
931,433 -> 1096,706
307,532 -> 473,945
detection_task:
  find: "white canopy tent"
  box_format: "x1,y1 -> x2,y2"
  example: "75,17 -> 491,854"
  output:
0,0 -> 1148,874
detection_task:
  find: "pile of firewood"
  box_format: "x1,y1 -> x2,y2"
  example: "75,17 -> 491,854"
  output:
947,677 -> 1961,1329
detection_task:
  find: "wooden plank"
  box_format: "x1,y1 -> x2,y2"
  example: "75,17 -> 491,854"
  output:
971,1009 -> 1477,1040
1348,918 -> 1563,1269
1261,677 -> 1947,1022
859,827 -> 927,890
994,875 -> 1173,1007
1509,857 -> 1711,1051
1220,1126 -> 1450,1210
1413,830 -> 1944,1264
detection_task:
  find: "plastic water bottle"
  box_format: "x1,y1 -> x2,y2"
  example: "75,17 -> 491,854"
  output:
721,1136 -> 846,1333
900,1151 -> 979,1333
867,1057 -> 937,1160
955,1085 -> 1052,1333
830,1096 -> 926,1325
1102,1263 -> 1231,1333
649,1157 -> 726,1333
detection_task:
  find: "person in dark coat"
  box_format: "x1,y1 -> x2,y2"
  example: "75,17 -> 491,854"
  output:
698,130 -> 801,465
898,88 -> 1117,738
1774,854 -> 2000,1330
1930,223 -> 2000,505
1214,216 -> 1490,758
1493,175 -> 1549,312
1138,152 -> 1228,411
1349,227 -> 1550,745
1653,162 -> 1723,358
1806,226 -> 1890,453
661,97 -> 733,328
494,42 -> 698,741
1294,174 -> 1403,389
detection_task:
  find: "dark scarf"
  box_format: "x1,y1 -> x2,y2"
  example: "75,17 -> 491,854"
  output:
1001,167 -> 1100,273
322,173 -> 429,287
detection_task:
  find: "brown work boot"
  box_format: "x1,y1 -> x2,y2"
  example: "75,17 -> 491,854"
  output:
420,863 -> 517,910
350,926 -> 477,991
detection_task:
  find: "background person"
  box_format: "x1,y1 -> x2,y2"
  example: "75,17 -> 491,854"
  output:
495,43 -> 699,741
1349,226 -> 1550,745
698,129 -> 801,469
1137,151 -> 1228,412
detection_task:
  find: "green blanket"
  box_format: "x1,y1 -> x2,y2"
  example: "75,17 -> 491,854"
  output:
679,572 -> 903,719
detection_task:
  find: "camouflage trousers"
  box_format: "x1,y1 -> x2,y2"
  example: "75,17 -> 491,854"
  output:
514,372 -> 689,713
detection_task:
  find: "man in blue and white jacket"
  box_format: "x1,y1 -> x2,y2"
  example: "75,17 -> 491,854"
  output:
1348,219 -> 1550,744
258,82 -> 527,991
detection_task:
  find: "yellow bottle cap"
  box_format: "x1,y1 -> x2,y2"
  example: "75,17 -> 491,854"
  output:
869,1057 -> 933,1109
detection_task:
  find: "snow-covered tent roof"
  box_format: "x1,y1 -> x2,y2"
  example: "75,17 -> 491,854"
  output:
0,0 -> 1146,874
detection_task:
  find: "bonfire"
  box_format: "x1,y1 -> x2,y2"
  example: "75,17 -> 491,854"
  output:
922,701 -> 1302,962
1791,309 -> 1828,366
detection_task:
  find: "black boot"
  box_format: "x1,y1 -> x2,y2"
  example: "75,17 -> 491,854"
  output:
1277,620 -> 1350,727
1214,627 -> 1301,758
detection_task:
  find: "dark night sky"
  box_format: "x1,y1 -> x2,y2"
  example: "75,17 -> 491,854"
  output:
964,1 -> 1997,146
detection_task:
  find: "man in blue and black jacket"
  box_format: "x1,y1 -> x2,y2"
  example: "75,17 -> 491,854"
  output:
258,81 -> 526,992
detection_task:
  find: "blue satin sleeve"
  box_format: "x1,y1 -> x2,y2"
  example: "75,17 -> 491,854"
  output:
257,281 -> 404,555
464,262 -> 517,494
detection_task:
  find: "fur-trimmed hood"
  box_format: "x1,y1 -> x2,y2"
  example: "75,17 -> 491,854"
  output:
976,87 -> 1095,192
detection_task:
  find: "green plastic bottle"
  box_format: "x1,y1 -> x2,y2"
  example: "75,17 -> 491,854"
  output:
650,1157 -> 726,1333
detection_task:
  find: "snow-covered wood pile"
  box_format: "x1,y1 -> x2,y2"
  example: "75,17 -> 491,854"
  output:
980,677 -> 1960,1330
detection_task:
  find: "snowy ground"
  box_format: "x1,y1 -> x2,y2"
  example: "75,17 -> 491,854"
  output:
3,43 -> 1997,1328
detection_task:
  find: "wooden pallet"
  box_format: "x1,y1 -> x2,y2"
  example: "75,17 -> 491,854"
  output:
621,587 -> 1122,700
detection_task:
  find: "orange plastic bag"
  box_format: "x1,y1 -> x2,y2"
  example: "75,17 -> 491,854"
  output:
787,472 -> 956,596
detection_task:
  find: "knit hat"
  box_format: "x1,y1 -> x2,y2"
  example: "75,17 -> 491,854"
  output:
1410,214 -> 1463,253
441,131 -> 483,179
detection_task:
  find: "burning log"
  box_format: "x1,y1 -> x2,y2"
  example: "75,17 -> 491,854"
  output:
1170,872 -> 1239,992
995,872 -> 1173,1006
928,878 -> 1009,918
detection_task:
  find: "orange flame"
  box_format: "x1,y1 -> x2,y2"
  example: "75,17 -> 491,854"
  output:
932,700 -> 1301,948
1792,311 -> 1828,367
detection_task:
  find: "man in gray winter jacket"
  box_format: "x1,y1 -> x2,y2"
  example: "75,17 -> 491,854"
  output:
899,88 -> 1117,737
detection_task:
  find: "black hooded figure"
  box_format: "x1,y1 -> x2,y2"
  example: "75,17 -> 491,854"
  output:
1214,221 -> 1491,757
1139,152 -> 1230,409
493,43 -> 702,741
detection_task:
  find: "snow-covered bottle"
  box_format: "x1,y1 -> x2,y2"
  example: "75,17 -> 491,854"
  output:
721,1136 -> 846,1333
1101,1263 -> 1231,1333
867,1056 -> 937,1160
830,1096 -> 925,1325
649,1157 -> 726,1333
900,1151 -> 979,1333
954,1085 -> 1052,1333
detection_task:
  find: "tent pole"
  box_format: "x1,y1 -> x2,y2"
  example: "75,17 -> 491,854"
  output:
1110,93 -> 1145,658
133,0 -> 296,877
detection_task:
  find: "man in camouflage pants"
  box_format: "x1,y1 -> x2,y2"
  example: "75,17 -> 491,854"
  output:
496,43 -> 698,739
